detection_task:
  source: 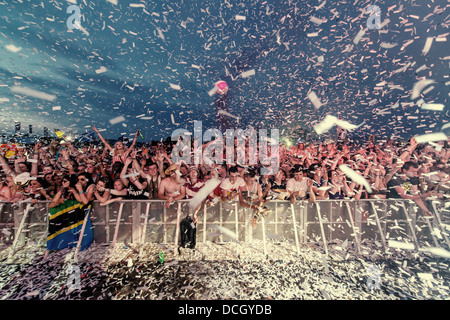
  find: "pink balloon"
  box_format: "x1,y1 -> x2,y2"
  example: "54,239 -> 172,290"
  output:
215,80 -> 228,95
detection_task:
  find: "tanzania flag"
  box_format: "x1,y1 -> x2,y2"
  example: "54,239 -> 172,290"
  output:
46,199 -> 93,251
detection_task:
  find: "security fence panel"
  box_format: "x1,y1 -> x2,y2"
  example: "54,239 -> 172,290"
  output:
1,199 -> 448,259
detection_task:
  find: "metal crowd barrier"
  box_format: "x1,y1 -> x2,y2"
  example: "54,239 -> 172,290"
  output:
0,199 -> 448,258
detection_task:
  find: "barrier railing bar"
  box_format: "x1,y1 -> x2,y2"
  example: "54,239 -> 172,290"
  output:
290,203 -> 300,256
315,202 -> 329,257
345,201 -> 361,254
370,202 -> 387,252
431,202 -> 450,249
139,202 -> 151,258
111,202 -> 124,249
1,199 -> 447,256
8,203 -> 32,260
400,202 -> 419,250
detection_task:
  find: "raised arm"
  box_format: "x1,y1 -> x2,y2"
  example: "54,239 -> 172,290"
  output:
93,125 -> 113,151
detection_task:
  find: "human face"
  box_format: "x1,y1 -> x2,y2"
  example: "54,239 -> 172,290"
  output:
18,163 -> 28,172
86,163 -> 95,174
114,180 -> 124,191
115,141 -> 124,151
294,172 -> 303,181
29,180 -> 41,191
189,170 -> 198,180
77,175 -> 87,186
148,164 -> 158,175
53,175 -> 63,185
404,166 -> 419,178
96,180 -> 105,189
229,172 -> 239,184
62,178 -> 70,188
43,166 -> 53,175
6,176 -> 14,187
275,169 -> 285,181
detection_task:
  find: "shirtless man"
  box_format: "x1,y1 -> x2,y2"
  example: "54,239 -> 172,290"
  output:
158,164 -> 186,208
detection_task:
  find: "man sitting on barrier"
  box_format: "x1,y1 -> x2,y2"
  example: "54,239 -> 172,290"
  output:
158,163 -> 186,208
286,165 -> 316,204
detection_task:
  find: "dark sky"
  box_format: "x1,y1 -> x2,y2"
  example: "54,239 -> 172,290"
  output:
0,0 -> 448,143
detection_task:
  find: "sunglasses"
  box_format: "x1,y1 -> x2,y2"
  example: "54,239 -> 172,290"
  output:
77,177 -> 86,181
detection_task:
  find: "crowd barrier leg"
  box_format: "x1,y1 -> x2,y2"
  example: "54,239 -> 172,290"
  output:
73,205 -> 92,263
138,202 -> 151,258
345,202 -> 361,254
174,202 -> 182,256
261,216 -> 267,258
290,204 -> 300,256
400,202 -> 419,250
431,202 -> 450,249
111,202 -> 124,249
219,202 -> 223,243
315,202 -> 328,257
8,203 -> 32,260
202,204 -> 207,244
370,202 -> 387,252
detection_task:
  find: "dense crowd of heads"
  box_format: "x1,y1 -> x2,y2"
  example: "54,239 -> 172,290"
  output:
1,128 -> 449,221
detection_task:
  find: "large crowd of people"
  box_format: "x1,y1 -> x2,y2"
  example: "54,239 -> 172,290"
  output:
1,126 -> 449,227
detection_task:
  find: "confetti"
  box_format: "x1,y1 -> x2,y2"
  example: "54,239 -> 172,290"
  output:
10,86 -> 56,101
241,69 -> 256,78
339,165 -> 372,193
109,116 -> 126,125
414,132 -> 447,144
95,67 -> 108,74
307,91 -> 322,109
5,44 -> 22,53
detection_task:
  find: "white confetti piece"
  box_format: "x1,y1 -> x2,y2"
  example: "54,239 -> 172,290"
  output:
95,66 -> 108,74
169,83 -> 181,90
417,273 -> 434,281
208,85 -> 218,96
130,3 -> 145,8
353,29 -> 365,45
122,172 -> 140,179
241,69 -> 255,78
109,116 -> 126,125
314,115 -> 337,135
235,15 -> 246,21
422,37 -> 434,55
189,178 -> 221,210
414,132 -> 447,144
171,114 -> 175,124
10,86 -> 56,101
388,240 -> 415,250
380,42 -> 397,49
52,106 -> 61,111
0,97 -> 10,103
5,44 -> 22,53
339,165 -> 372,193
310,16 -> 323,25
314,115 -> 360,135
307,91 -> 322,109
217,110 -> 240,122
411,79 -> 435,100
421,103 -> 444,111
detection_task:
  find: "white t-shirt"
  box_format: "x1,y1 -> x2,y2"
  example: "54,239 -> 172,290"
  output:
286,178 -> 308,193
220,177 -> 245,192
